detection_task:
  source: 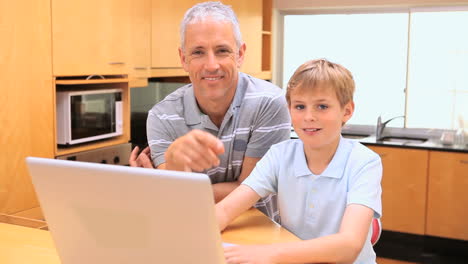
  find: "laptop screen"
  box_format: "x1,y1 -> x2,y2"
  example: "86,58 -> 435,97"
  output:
26,157 -> 226,264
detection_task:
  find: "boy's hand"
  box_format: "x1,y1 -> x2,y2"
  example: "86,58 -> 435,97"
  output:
224,244 -> 276,264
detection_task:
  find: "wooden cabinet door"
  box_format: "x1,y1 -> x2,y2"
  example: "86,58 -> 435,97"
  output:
426,151 -> 468,240
369,146 -> 429,235
0,0 -> 54,214
52,0 -> 131,76
151,0 -> 263,76
129,0 -> 151,87
225,0 -> 262,75
151,0 -> 198,69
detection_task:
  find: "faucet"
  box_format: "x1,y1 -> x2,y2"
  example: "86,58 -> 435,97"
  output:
376,115 -> 405,141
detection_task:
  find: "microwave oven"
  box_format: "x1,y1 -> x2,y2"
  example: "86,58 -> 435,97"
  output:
56,88 -> 123,145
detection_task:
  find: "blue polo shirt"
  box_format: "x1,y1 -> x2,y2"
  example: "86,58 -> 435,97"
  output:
242,137 -> 382,264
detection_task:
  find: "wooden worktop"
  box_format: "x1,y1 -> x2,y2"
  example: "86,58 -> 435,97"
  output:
0,208 -> 299,264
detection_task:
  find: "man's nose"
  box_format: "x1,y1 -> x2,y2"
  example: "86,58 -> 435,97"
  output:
205,51 -> 220,72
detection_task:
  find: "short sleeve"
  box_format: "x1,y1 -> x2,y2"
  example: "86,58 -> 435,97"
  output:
347,155 -> 383,218
245,94 -> 291,158
242,146 -> 280,198
146,108 -> 175,167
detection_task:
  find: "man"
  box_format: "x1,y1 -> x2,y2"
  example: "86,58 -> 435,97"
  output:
130,1 -> 290,221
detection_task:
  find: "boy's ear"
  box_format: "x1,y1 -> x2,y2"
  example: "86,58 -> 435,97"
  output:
342,101 -> 355,123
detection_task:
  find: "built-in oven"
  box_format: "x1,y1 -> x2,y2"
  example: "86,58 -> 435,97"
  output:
56,88 -> 123,145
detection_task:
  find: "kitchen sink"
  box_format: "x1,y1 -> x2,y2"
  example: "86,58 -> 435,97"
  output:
379,136 -> 428,144
342,133 -> 370,140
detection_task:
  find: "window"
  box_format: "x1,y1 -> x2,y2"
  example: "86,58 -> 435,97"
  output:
406,10 -> 468,129
282,8 -> 468,130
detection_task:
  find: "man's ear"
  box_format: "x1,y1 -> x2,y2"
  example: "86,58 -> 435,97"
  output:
179,47 -> 189,72
342,101 -> 355,124
236,43 -> 246,68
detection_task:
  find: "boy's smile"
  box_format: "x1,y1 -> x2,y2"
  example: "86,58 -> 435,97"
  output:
302,128 -> 322,135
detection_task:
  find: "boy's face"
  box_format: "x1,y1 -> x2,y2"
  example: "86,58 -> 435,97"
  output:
289,85 -> 354,151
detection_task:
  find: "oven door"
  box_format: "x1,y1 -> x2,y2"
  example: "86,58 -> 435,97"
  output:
69,89 -> 122,144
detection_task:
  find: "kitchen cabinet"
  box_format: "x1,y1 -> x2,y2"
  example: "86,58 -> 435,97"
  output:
368,146 -> 429,235
261,0 -> 273,78
225,0 -> 263,75
426,151 -> 468,240
129,0 -> 151,87
52,0 -> 131,76
151,0 -> 198,72
150,0 -> 267,78
0,0 -> 54,214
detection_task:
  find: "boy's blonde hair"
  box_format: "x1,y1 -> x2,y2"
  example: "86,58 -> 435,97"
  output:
286,59 -> 355,107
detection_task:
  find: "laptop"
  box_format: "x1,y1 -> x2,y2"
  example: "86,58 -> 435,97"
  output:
26,157 -> 226,264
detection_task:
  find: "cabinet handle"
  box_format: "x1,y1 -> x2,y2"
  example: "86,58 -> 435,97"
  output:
133,67 -> 147,70
108,62 -> 125,65
461,160 -> 468,164
85,74 -> 105,80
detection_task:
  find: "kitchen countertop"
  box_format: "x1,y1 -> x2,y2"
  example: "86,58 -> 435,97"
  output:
290,130 -> 468,154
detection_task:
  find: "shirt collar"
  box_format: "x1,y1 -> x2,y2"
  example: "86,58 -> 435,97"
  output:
183,85 -> 202,126
294,137 -> 352,179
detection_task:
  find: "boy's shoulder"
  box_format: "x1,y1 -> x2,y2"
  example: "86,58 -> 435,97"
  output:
270,139 -> 302,151
344,138 -> 381,163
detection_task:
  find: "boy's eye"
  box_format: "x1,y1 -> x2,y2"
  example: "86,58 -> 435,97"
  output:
318,104 -> 328,110
294,104 -> 305,110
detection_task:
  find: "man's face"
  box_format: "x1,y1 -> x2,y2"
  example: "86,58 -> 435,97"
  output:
179,18 -> 245,103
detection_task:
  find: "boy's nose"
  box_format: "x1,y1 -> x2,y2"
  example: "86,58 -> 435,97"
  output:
304,110 -> 317,121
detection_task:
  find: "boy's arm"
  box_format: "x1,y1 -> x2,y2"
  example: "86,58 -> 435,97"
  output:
271,204 -> 373,263
216,185 -> 261,232
223,204 -> 373,264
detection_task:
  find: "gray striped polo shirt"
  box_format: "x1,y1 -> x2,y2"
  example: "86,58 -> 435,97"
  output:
146,72 -> 291,221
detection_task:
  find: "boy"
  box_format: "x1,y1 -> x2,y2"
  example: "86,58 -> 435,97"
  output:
216,59 -> 382,264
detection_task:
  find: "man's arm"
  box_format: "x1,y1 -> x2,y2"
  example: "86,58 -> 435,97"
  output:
130,129 -> 225,172
212,156 -> 260,203
163,129 -> 224,171
157,155 -> 259,203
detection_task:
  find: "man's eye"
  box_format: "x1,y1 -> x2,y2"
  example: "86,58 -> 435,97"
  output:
217,49 -> 231,55
294,104 -> 305,110
192,50 -> 203,56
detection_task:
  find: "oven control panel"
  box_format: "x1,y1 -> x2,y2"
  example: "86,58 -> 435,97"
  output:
56,143 -> 132,166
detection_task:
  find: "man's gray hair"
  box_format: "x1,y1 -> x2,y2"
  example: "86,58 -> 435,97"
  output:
180,1 -> 242,51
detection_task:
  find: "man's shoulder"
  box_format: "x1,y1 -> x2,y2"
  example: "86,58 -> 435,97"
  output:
241,73 -> 284,95
149,84 -> 192,113
238,73 -> 287,111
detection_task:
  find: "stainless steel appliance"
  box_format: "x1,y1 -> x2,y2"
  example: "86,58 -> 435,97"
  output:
56,89 -> 123,145
56,143 -> 131,165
